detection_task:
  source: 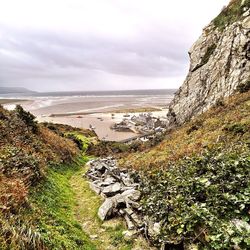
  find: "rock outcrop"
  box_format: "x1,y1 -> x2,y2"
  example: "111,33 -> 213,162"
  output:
167,0 -> 250,126
85,157 -> 163,244
85,158 -> 144,230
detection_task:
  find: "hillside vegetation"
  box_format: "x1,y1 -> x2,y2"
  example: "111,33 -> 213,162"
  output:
0,105 -> 148,250
0,105 -> 96,249
121,91 -> 250,170
213,0 -> 250,30
120,91 -> 250,249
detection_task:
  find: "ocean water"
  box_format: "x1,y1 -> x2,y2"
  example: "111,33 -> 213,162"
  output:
1,89 -> 177,141
0,89 -> 177,98
1,89 -> 177,115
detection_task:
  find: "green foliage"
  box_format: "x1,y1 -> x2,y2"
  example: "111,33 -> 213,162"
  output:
15,105 -> 38,132
65,132 -> 90,153
21,158 -> 95,250
0,146 -> 42,185
201,44 -> 217,66
108,224 -> 132,248
224,122 -> 249,134
0,216 -> 44,250
141,150 -> 250,249
213,0 -> 249,30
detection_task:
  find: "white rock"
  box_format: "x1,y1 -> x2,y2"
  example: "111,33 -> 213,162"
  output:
102,182 -> 121,196
89,182 -> 101,195
98,198 -> 115,221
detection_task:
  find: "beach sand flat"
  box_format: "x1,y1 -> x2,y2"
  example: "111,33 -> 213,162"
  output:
37,109 -> 168,142
3,94 -> 171,142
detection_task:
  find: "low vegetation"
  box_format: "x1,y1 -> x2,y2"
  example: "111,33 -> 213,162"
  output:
0,106 -> 96,249
119,90 -> 250,249
0,158 -> 95,250
213,0 -> 250,30
0,106 -> 145,249
121,91 -> 250,170
141,150 -> 250,249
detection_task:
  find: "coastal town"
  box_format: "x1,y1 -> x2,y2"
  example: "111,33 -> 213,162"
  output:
110,112 -> 168,135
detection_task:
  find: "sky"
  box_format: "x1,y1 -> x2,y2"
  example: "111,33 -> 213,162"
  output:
0,0 -> 229,92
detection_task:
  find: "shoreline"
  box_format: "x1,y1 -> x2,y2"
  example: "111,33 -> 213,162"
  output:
48,106 -> 165,117
0,98 -> 29,105
1,94 -> 172,142
37,108 -> 168,142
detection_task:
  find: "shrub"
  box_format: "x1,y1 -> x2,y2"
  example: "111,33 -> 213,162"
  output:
186,120 -> 203,134
0,147 -> 42,185
0,176 -> 28,213
15,105 -> 38,133
213,0 -> 246,30
140,150 -> 250,249
224,123 -> 249,134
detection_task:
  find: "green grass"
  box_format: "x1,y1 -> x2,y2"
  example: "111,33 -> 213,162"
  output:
65,132 -> 90,153
22,157 -> 96,250
213,0 -> 249,30
70,165 -> 136,250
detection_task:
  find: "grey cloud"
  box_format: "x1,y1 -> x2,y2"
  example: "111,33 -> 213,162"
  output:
0,24 -> 189,83
0,0 -> 228,91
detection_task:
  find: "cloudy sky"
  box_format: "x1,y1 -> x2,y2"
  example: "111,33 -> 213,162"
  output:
0,0 -> 229,92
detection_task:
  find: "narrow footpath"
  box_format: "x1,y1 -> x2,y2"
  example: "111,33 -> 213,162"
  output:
69,164 -> 152,250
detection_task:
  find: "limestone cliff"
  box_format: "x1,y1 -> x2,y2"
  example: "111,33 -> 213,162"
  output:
167,0 -> 250,126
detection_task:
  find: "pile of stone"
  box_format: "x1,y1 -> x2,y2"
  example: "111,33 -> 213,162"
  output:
85,157 -> 145,234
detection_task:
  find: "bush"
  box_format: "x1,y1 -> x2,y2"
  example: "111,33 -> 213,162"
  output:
224,123 -> 249,134
140,150 -> 250,249
15,105 -> 38,132
213,0 -> 246,30
0,147 -> 42,185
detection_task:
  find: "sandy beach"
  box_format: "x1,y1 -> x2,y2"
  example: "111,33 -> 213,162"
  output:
2,90 -> 174,141
36,109 -> 168,141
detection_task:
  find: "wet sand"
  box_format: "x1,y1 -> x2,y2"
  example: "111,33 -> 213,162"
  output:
2,94 -> 172,142
37,109 -> 168,142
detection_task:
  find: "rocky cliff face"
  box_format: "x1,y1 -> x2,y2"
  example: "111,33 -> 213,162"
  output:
167,0 -> 250,126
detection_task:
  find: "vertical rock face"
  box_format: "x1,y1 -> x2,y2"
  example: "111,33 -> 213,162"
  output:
167,0 -> 250,126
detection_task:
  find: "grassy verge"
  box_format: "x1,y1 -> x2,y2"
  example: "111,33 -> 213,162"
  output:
19,157 -> 96,250
70,165 -> 138,250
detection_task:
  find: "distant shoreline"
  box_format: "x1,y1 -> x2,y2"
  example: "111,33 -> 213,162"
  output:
0,98 -> 28,105
1,92 -> 172,142
49,106 -> 165,117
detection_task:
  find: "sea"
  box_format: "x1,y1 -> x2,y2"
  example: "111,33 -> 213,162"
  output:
1,89 -> 177,116
1,89 -> 177,141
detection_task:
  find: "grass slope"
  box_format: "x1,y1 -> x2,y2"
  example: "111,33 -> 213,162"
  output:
119,91 -> 250,249
70,165 -> 133,250
0,158 -> 96,250
121,91 -> 250,171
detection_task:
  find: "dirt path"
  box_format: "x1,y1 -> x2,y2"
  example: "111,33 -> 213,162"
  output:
70,165 -> 153,250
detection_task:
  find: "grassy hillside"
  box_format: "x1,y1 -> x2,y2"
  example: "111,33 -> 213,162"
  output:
121,91 -> 250,171
0,105 -> 96,249
0,106 -> 148,250
120,91 -> 250,249
213,0 -> 250,30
